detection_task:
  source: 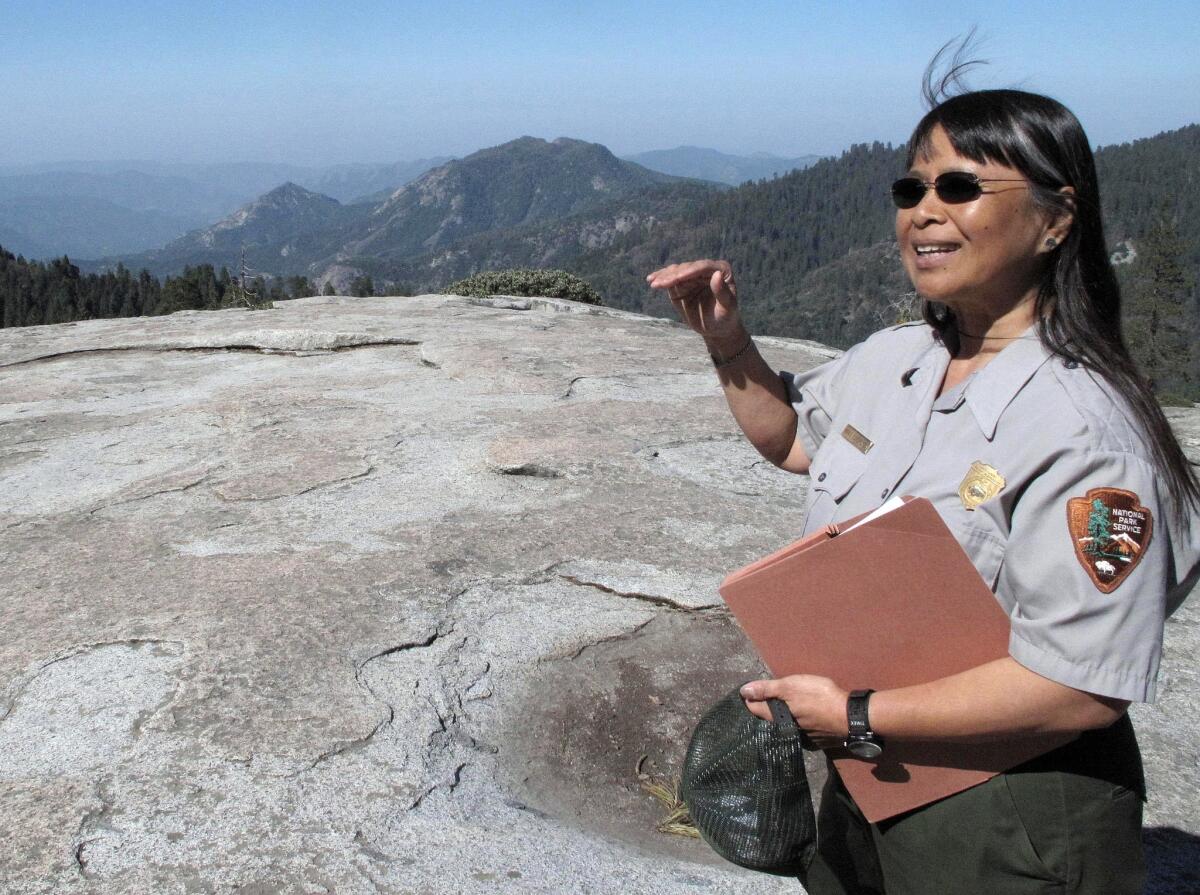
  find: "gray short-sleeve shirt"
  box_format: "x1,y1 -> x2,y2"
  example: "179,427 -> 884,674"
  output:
778,322 -> 1200,702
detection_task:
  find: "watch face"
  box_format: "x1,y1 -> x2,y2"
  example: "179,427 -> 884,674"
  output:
847,739 -> 883,760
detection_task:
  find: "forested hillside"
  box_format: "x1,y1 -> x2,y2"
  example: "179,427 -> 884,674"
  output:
562,141 -> 903,318
0,250 -> 316,327
1096,124 -> 1200,270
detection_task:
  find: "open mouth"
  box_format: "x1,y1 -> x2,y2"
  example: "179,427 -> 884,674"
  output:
914,243 -> 961,255
912,243 -> 961,268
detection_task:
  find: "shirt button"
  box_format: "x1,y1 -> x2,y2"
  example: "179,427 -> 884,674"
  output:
881,489 -> 889,499
818,472 -> 827,482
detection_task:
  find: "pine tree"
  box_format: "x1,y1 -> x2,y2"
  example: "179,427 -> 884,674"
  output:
286,275 -> 314,299
1085,498 -> 1112,554
1125,214 -> 1196,400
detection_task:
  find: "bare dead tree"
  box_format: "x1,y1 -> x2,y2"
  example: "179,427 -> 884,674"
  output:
227,248 -> 268,309
875,290 -> 921,328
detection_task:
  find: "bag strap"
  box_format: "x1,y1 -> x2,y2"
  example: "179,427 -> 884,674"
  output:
767,697 -> 797,732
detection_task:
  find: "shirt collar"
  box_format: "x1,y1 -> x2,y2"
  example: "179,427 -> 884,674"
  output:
961,324 -> 1053,440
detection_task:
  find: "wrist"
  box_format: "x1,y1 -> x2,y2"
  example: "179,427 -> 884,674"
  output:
702,321 -> 749,355
829,686 -> 851,737
705,327 -> 752,365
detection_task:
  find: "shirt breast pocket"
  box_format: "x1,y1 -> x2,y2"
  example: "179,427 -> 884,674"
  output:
954,516 -> 1008,592
806,432 -> 871,529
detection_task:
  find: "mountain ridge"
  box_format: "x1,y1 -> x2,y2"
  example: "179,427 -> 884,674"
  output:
623,145 -> 822,185
103,136 -> 711,280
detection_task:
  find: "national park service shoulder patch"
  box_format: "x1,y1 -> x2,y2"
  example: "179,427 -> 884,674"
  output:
1066,488 -> 1153,593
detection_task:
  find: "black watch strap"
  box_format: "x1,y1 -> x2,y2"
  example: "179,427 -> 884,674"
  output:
847,689 -> 875,738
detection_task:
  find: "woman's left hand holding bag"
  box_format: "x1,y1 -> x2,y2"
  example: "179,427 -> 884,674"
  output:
740,675 -> 850,748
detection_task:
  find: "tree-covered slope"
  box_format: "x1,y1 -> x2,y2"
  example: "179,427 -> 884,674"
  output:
1097,123 -> 1200,271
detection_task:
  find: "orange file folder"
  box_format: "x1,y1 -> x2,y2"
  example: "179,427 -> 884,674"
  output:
719,496 -> 1073,822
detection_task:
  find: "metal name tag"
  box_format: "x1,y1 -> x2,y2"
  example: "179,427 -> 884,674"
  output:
840,424 -> 873,454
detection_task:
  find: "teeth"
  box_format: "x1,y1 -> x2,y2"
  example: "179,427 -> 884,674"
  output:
916,245 -> 958,254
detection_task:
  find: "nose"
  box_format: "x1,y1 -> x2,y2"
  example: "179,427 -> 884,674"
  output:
907,183 -> 947,225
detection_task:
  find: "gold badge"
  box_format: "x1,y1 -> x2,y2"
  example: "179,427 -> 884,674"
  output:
1066,487 -> 1153,593
958,461 -> 1005,510
840,424 -> 873,454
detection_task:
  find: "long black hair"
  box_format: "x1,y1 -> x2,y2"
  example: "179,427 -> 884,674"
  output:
908,51 -> 1200,521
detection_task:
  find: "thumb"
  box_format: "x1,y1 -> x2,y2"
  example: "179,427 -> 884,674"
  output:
709,269 -> 736,308
739,679 -> 778,702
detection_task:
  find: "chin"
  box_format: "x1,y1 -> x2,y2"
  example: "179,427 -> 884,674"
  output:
904,278 -> 954,307
907,270 -> 970,305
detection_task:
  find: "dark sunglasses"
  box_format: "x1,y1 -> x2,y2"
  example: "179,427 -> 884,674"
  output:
891,172 -> 1029,209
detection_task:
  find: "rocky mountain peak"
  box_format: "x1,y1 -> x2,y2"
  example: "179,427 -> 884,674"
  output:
338,135 -> 684,264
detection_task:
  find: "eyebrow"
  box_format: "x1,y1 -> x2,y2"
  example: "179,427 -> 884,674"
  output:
905,166 -> 980,179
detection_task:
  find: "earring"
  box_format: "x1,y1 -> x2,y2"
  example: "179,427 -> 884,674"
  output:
1044,237 -> 1058,248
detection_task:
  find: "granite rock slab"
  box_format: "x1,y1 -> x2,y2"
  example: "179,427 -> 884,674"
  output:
1,294 -> 1196,894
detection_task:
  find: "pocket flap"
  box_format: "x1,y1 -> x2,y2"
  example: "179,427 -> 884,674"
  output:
808,431 -> 871,502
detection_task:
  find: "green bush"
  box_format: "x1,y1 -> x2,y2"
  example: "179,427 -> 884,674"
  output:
1156,390 -> 1200,407
445,268 -> 602,305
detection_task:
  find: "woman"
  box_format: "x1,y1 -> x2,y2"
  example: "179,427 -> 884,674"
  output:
647,86 -> 1199,893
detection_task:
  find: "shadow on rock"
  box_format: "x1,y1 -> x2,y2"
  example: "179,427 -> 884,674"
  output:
499,610 -> 829,864
1145,826 -> 1200,894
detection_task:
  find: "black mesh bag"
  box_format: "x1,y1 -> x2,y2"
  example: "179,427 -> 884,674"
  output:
680,686 -> 817,876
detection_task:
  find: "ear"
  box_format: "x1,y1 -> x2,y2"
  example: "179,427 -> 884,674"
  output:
1041,186 -> 1075,253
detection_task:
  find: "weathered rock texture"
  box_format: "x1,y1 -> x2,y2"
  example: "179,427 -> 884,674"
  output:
0,295 -> 1196,894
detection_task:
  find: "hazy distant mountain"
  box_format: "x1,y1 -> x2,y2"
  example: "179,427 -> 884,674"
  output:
623,146 -> 821,185
304,159 -> 453,203
0,158 -> 448,260
0,158 -> 451,206
116,183 -> 366,277
0,194 -> 195,259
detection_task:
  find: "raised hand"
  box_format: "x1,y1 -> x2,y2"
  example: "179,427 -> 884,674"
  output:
646,259 -> 745,346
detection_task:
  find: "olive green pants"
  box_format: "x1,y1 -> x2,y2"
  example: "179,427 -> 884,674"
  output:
800,716 -> 1146,895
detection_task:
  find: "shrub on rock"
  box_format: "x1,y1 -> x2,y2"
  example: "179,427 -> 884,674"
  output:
446,268 -> 602,305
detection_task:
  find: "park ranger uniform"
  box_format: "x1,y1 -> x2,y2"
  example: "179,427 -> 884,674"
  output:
776,321 -> 1200,895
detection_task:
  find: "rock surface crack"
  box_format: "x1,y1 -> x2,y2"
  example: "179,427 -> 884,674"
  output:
556,573 -> 714,612
87,470 -> 216,515
544,617 -> 655,663
299,629 -> 443,774
1,337 -> 420,369
74,775 -> 116,879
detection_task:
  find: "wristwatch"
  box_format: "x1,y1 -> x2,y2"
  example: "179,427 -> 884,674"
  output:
845,689 -> 884,759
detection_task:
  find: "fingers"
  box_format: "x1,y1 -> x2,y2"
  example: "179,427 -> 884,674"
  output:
671,287 -> 698,330
709,268 -> 736,307
646,259 -> 734,291
743,698 -> 773,722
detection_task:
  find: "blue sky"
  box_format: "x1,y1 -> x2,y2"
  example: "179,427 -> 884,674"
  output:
3,0 -> 1198,166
